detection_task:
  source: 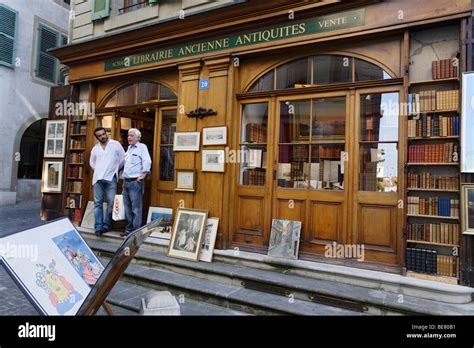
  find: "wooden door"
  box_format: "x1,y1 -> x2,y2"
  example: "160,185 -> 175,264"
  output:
351,86 -> 405,266
232,99 -> 275,247
272,92 -> 351,255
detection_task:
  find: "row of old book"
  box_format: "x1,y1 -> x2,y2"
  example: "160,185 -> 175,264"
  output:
408,143 -> 458,163
66,194 -> 82,209
407,115 -> 459,138
407,196 -> 459,217
361,115 -> 381,141
68,181 -> 83,193
71,123 -> 87,135
407,172 -> 459,190
67,207 -> 82,223
406,222 -> 459,245
431,59 -> 458,80
68,153 -> 84,164
245,123 -> 267,143
70,139 -> 86,149
407,89 -> 459,113
406,247 -> 459,277
66,166 -> 83,179
242,168 -> 266,186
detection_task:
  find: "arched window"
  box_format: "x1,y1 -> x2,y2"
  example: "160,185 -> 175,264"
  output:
248,55 -> 392,92
102,81 -> 177,108
18,119 -> 47,179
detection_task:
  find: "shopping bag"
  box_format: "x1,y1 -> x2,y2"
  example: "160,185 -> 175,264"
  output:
112,194 -> 125,221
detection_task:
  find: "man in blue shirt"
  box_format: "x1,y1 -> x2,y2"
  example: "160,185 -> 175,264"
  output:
122,128 -> 152,235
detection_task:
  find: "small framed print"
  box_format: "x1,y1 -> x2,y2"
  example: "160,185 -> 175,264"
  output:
202,150 -> 225,172
146,206 -> 173,240
173,132 -> 200,151
41,160 -> 63,193
203,126 -> 227,146
44,120 -> 67,158
462,184 -> 474,234
175,169 -> 196,192
168,208 -> 208,261
199,217 -> 219,263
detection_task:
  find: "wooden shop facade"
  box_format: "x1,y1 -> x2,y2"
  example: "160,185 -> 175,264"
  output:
43,0 -> 474,285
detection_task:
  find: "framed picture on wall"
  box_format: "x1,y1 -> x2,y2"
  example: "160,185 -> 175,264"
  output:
462,184 -> 474,235
41,160 -> 63,193
199,218 -> 219,263
173,132 -> 200,151
44,119 -> 67,158
168,208 -> 208,261
202,150 -> 225,172
175,169 -> 196,192
203,126 -> 227,146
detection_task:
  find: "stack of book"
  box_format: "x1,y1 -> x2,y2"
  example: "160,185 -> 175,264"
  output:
407,114 -> 459,138
69,153 -> 84,164
313,146 -> 341,159
432,59 -> 458,80
66,166 -> 83,179
292,145 -> 308,161
245,123 -> 267,143
407,196 -> 459,217
242,169 -> 266,186
70,139 -> 86,149
66,195 -> 82,209
361,115 -> 380,141
406,247 -> 438,274
290,162 -> 305,181
408,143 -> 458,163
436,90 -> 459,110
359,162 -> 377,191
406,222 -> 459,244
437,255 -> 459,277
67,208 -> 82,223
68,181 -> 82,193
71,123 -> 87,134
407,172 -> 459,190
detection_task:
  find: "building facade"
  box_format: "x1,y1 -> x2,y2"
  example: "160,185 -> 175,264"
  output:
48,0 -> 474,285
0,0 -> 69,205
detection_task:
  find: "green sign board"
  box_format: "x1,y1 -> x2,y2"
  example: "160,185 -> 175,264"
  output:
105,8 -> 365,71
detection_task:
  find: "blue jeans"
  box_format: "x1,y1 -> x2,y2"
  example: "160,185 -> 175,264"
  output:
93,177 -> 117,232
123,179 -> 144,233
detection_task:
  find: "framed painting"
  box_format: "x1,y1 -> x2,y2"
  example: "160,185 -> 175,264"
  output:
462,184 -> 474,235
199,218 -> 219,263
146,206 -> 173,240
202,150 -> 225,172
203,126 -> 227,146
173,132 -> 200,151
41,160 -> 63,193
44,119 -> 67,158
267,219 -> 302,260
175,169 -> 196,192
168,208 -> 208,261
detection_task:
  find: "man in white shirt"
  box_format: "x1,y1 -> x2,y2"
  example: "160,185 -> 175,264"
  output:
89,127 -> 126,236
122,128 -> 152,236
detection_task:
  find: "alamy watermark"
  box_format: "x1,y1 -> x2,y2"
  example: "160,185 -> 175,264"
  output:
324,242 -> 365,261
0,242 -> 39,262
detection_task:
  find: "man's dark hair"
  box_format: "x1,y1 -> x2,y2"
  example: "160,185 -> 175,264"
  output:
94,127 -> 107,137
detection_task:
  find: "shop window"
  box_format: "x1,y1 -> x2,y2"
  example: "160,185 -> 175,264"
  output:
159,109 -> 176,181
355,59 -> 391,81
278,97 -> 345,190
248,55 -> 392,92
313,55 -> 352,84
239,103 -> 268,186
359,92 -> 399,192
103,81 -> 177,108
276,58 -> 310,89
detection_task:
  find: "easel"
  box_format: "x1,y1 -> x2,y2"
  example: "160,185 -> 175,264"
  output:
102,302 -> 114,316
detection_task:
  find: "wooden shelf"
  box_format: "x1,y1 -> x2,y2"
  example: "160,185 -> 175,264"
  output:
69,163 -> 84,166
406,271 -> 458,285
408,109 -> 459,115
407,214 -> 459,220
407,188 -> 459,193
409,77 -> 459,86
71,119 -> 88,123
67,191 -> 82,194
406,240 -> 459,248
69,148 -> 86,151
407,163 -> 459,166
70,133 -> 87,137
408,136 -> 459,141
67,177 -> 83,181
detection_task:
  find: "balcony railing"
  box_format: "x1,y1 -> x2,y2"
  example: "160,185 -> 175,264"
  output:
119,1 -> 149,14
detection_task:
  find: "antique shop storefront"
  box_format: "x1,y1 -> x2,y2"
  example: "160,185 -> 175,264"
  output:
44,0 -> 474,284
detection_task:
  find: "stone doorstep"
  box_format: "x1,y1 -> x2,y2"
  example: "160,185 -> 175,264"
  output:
78,227 -> 474,305
88,238 -> 474,315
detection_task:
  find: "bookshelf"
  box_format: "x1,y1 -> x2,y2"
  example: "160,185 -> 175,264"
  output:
405,58 -> 461,283
65,113 -> 88,226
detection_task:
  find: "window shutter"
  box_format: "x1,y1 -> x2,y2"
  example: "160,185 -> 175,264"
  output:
149,0 -> 158,4
61,34 -> 68,46
91,0 -> 110,21
36,24 -> 59,83
0,4 -> 18,68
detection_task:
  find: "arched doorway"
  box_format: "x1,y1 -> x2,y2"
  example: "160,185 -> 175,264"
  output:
17,119 -> 47,201
92,80 -> 178,225
232,54 -> 404,270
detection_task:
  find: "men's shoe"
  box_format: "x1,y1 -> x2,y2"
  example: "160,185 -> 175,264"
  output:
100,227 -> 109,235
95,230 -> 102,237
119,231 -> 129,237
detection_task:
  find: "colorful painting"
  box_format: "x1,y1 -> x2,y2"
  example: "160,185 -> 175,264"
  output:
52,230 -> 104,287
147,207 -> 173,240
35,259 -> 83,315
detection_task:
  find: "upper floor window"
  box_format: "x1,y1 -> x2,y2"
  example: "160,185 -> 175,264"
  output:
102,81 -> 177,108
0,3 -> 18,68
120,0 -> 149,14
35,23 -> 67,84
248,55 -> 392,93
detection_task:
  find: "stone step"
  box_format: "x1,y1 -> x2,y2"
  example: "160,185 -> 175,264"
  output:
80,227 -> 474,306
86,236 -> 474,315
105,280 -> 250,316
109,257 -> 364,316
